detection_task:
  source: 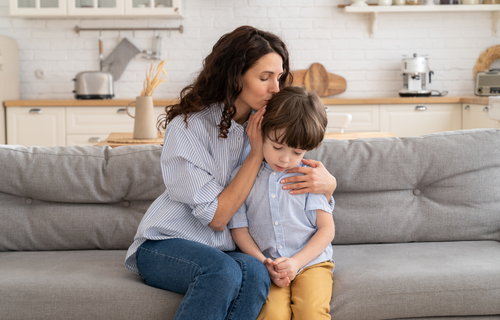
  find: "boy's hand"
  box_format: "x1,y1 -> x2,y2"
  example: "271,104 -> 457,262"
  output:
263,258 -> 290,287
272,257 -> 299,282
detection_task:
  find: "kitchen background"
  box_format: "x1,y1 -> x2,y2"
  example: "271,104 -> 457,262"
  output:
0,0 -> 498,100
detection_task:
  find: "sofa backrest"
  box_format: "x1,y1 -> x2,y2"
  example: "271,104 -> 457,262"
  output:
2,129 -> 499,251
0,145 -> 164,251
306,129 -> 500,245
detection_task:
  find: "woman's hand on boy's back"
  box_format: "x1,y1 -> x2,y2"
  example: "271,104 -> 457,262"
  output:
281,159 -> 337,200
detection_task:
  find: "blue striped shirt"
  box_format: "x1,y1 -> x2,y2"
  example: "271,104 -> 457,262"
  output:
125,104 -> 250,275
228,162 -> 334,273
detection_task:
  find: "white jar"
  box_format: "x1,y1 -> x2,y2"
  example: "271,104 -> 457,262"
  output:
378,0 -> 393,5
393,0 -> 406,5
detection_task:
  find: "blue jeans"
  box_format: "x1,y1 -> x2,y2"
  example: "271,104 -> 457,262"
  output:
136,239 -> 270,320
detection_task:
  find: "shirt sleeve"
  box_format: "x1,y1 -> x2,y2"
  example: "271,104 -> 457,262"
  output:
304,192 -> 334,226
160,122 -> 224,226
227,165 -> 249,229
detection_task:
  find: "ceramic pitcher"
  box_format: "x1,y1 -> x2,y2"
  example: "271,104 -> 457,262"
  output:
126,96 -> 157,139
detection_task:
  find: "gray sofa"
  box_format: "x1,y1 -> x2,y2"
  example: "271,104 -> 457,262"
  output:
1,129 -> 499,320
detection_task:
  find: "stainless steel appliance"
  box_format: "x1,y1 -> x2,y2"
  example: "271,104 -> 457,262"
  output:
0,35 -> 21,144
475,70 -> 500,96
72,71 -> 114,99
399,53 -> 434,97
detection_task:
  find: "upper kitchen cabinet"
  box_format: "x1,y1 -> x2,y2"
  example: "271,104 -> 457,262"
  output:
124,0 -> 181,17
67,0 -> 124,16
9,0 -> 67,17
10,0 -> 182,17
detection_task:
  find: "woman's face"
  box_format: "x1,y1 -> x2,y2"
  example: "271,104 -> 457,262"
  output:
235,52 -> 283,114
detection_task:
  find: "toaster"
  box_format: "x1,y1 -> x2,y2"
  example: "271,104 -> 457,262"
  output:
475,70 -> 500,96
73,71 -> 114,99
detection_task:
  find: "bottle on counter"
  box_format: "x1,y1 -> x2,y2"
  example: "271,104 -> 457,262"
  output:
407,0 -> 422,4
462,0 -> 480,4
440,0 -> 459,4
394,0 -> 406,5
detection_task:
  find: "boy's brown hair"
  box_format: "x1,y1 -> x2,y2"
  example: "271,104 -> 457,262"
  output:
261,86 -> 327,151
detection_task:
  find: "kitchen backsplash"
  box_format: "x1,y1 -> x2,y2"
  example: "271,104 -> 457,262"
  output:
0,0 -> 496,99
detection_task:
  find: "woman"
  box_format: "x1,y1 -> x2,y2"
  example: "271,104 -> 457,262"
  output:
125,25 -> 336,320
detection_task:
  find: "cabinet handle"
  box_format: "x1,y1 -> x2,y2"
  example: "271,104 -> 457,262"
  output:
415,105 -> 427,111
324,107 -> 330,112
88,137 -> 102,143
117,108 -> 127,114
483,106 -> 489,112
464,105 -> 470,111
29,108 -> 42,114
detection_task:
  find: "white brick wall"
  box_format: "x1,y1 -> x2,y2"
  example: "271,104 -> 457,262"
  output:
0,0 -> 496,100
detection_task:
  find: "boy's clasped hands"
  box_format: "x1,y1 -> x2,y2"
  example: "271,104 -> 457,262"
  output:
263,257 -> 298,287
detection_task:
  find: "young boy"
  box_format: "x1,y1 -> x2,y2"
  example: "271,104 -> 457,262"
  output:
228,86 -> 335,320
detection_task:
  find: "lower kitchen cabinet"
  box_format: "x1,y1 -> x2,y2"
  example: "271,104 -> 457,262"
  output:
462,104 -> 500,129
380,104 -> 462,137
325,105 -> 379,132
7,105 -> 166,147
66,134 -> 110,146
6,106 -> 66,147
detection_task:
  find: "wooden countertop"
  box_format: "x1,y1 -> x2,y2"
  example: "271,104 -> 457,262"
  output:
3,99 -> 178,107
3,96 -> 489,107
321,96 -> 488,105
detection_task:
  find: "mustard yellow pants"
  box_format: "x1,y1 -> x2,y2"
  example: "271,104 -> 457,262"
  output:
257,261 -> 335,320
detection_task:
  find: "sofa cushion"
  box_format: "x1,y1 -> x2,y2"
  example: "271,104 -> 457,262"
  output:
0,145 -> 165,251
330,241 -> 500,320
0,144 -> 164,203
0,250 -> 182,320
306,129 -> 500,244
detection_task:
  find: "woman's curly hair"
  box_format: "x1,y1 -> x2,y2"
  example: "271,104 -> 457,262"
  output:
157,25 -> 292,138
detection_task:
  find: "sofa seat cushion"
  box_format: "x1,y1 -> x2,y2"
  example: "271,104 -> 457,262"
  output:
331,241 -> 500,320
0,250 -> 182,320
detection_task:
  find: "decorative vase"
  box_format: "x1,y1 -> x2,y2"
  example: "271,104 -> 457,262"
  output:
126,96 -> 158,139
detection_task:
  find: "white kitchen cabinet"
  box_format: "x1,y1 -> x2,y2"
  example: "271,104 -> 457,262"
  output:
66,134 -> 109,146
6,107 -> 66,147
10,0 -> 181,17
380,104 -> 461,137
124,0 -> 181,17
67,0 -> 124,16
65,106 -> 165,146
462,104 -> 500,130
9,0 -> 67,16
66,106 -> 135,134
325,105 -> 380,132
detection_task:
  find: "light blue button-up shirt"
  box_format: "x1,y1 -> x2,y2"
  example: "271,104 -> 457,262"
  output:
228,162 -> 334,273
125,105 -> 250,275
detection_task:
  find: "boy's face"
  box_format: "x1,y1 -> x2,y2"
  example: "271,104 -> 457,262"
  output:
263,129 -> 307,172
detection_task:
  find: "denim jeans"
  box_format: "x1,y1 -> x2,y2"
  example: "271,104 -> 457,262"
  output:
136,238 -> 270,320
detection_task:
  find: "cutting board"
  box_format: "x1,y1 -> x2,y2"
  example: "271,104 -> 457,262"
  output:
290,63 -> 346,97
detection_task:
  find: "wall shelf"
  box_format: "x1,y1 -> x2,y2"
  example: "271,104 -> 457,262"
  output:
342,4 -> 500,37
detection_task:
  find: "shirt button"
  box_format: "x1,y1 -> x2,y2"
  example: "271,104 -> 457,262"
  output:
272,172 -> 276,175
279,245 -> 283,249
274,221 -> 279,226
271,194 -> 276,198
